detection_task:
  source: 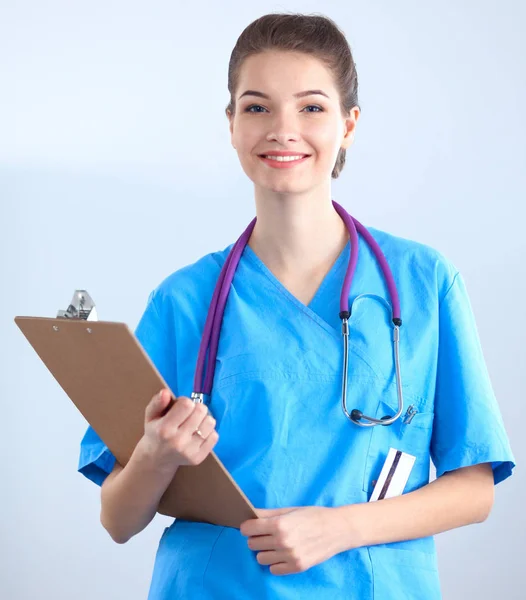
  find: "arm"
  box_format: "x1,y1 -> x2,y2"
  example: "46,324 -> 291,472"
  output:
100,391 -> 218,545
239,464 -> 494,576
100,438 -> 178,544
337,463 -> 495,550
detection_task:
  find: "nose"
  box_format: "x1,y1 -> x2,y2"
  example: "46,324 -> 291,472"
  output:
266,112 -> 302,145
266,129 -> 301,145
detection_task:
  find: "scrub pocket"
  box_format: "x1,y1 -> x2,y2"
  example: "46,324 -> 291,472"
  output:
368,542 -> 441,599
362,380 -> 434,497
354,379 -> 441,598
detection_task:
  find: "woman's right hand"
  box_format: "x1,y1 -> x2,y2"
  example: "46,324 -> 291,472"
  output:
140,388 -> 219,471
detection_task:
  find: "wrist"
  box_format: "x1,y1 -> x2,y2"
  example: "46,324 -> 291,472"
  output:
134,436 -> 181,478
333,503 -> 368,552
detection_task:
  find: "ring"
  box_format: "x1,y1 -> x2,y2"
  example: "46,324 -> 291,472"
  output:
194,429 -> 205,440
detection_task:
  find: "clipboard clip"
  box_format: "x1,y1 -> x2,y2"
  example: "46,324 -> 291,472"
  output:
56,290 -> 98,321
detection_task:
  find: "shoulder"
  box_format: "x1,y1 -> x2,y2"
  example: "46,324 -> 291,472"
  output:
147,244 -> 234,313
365,224 -> 459,302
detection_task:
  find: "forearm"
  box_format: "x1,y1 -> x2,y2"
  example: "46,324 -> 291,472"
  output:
100,438 -> 179,544
336,463 -> 494,550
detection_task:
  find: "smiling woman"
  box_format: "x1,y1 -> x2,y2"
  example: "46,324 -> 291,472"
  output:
76,11 -> 516,600
225,16 -> 360,182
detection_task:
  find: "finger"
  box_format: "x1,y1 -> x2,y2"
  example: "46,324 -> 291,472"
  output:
193,413 -> 217,440
160,395 -> 199,428
269,562 -> 293,576
256,507 -> 296,518
256,550 -> 287,566
247,534 -> 276,552
145,389 -> 172,422
183,415 -> 216,452
192,429 -> 219,463
176,402 -> 213,436
241,517 -> 274,537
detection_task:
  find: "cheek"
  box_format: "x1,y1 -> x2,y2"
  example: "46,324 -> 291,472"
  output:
233,129 -> 260,157
315,122 -> 341,149
301,123 -> 343,164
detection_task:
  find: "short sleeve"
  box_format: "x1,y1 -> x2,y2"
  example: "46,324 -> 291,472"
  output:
77,425 -> 116,486
430,272 -> 516,485
77,288 -> 177,487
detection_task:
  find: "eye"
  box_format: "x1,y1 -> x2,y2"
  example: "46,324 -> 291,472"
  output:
245,105 -> 266,113
304,105 -> 323,113
244,105 -> 324,113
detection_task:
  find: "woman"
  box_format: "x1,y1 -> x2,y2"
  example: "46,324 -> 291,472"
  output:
78,13 -> 515,599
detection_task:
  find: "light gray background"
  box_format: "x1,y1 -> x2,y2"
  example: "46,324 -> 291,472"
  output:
1,1 -> 524,598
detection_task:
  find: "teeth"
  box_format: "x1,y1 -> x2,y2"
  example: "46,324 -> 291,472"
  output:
262,155 -> 306,162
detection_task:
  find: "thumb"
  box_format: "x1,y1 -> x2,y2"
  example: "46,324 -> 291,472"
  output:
256,507 -> 298,519
145,389 -> 170,422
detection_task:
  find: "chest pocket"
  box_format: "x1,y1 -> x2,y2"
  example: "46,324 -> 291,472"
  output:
361,379 -> 434,496
211,322 -> 435,505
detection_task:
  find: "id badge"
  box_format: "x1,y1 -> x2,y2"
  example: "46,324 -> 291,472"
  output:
369,447 -> 416,502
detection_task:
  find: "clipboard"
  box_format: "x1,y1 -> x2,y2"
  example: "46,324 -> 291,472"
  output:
14,291 -> 258,529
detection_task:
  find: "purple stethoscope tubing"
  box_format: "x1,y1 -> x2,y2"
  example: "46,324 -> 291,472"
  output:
190,200 -> 404,427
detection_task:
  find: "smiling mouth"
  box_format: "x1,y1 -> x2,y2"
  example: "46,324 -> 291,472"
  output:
258,155 -> 311,162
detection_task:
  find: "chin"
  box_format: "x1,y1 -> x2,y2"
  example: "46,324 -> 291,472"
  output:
241,160 -> 323,193
258,181 -> 317,196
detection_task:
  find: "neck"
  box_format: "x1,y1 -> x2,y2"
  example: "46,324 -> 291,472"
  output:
247,188 -> 349,276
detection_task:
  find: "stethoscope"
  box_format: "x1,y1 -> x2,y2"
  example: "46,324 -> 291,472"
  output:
190,200 -> 404,427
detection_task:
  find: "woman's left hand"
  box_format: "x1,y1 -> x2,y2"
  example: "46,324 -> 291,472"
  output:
240,506 -> 354,576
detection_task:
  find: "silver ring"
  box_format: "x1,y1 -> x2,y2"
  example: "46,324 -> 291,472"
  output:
194,429 -> 205,440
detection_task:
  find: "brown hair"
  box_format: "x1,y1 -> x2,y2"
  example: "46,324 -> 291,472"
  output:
225,12 -> 360,179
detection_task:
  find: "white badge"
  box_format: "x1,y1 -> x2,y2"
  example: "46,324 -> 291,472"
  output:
369,447 -> 416,502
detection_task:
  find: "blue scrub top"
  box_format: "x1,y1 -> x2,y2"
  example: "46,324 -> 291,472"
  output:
78,224 -> 515,599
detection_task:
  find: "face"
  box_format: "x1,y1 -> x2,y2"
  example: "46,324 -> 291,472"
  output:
227,50 -> 359,196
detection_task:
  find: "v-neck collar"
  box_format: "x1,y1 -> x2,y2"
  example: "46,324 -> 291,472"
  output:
242,241 -> 350,338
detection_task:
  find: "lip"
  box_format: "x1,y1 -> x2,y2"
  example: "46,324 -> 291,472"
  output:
258,151 -> 311,157
258,154 -> 311,169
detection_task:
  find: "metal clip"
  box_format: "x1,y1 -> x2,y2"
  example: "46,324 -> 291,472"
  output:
402,404 -> 418,424
341,318 -> 349,336
56,290 -> 98,321
191,392 -> 214,418
191,392 -> 206,404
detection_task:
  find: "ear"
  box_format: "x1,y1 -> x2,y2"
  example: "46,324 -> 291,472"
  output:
341,106 -> 360,150
226,109 -> 235,149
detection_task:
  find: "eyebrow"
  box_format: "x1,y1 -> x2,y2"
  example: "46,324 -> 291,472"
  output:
238,89 -> 330,101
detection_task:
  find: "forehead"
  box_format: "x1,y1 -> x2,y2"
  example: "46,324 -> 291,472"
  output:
237,51 -> 336,98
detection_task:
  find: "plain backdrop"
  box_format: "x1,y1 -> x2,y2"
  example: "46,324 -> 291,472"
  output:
1,1 -> 524,598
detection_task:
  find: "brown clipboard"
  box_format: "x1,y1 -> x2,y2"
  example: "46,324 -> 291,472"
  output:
14,316 -> 258,529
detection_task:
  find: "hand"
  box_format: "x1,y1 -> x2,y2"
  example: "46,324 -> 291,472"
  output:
240,506 -> 349,576
139,389 -> 219,472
